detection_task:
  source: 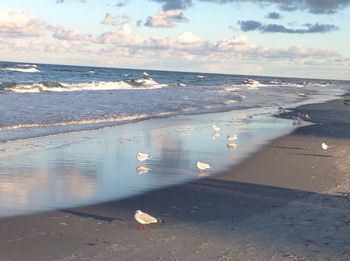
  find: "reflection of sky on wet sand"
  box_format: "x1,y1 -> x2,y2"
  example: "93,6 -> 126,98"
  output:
0,107 -> 297,217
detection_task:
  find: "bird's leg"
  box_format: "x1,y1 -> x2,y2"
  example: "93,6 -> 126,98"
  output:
138,224 -> 146,230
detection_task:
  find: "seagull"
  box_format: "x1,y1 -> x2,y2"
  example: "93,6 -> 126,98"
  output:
143,71 -> 149,76
136,152 -> 150,161
227,143 -> 238,149
277,104 -> 284,113
304,114 -> 311,120
322,142 -> 329,150
136,166 -> 151,174
227,134 -> 238,141
292,116 -> 302,125
212,125 -> 220,132
134,210 -> 163,230
197,161 -> 211,171
297,112 -> 311,121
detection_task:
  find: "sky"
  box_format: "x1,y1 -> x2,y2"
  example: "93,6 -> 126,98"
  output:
0,0 -> 349,80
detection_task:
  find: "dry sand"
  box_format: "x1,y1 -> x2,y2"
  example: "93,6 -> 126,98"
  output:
0,94 -> 349,261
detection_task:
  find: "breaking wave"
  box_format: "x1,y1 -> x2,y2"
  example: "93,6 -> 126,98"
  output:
2,65 -> 40,73
242,79 -> 266,89
17,64 -> 38,68
0,113 -> 168,132
2,77 -> 168,93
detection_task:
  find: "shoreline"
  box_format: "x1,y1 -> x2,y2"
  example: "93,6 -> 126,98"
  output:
1,86 -> 345,144
0,93 -> 349,260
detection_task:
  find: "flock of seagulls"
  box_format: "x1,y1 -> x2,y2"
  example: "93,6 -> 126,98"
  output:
135,124 -> 238,175
133,123 -> 240,229
133,111 -> 331,230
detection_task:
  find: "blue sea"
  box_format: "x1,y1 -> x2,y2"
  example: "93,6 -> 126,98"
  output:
1,61 -> 348,143
0,61 -> 349,217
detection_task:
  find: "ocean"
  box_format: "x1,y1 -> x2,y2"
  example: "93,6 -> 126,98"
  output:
0,61 -> 349,217
1,61 -> 348,143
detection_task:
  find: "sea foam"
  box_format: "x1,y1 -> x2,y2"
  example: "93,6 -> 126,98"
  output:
3,67 -> 40,73
4,77 -> 168,93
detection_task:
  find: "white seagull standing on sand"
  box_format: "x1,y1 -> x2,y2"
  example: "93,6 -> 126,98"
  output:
212,125 -> 220,132
197,161 -> 211,171
134,210 -> 162,230
136,152 -> 150,161
322,142 -> 329,150
227,134 -> 238,141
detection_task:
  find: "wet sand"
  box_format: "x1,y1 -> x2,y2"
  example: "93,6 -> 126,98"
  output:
0,94 -> 349,260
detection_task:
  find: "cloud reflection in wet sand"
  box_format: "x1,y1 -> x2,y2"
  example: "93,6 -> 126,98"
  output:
0,107 -> 296,217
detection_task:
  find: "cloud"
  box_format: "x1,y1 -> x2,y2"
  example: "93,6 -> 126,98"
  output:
2,9 -> 347,78
198,0 -> 350,14
116,1 -> 128,7
238,20 -> 339,34
145,9 -> 188,28
239,20 -> 262,31
56,0 -> 87,3
0,10 -> 47,38
96,24 -> 144,46
101,12 -> 130,26
45,22 -> 342,65
136,19 -> 143,27
52,27 -> 93,41
151,0 -> 192,10
265,23 -> 338,33
147,32 -> 204,50
266,12 -> 281,19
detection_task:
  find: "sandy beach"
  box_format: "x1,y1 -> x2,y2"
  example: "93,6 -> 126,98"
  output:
0,93 -> 349,260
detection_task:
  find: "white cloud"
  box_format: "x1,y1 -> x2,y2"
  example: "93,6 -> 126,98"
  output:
145,9 -> 188,28
1,9 -> 348,79
52,27 -> 93,41
101,12 -> 130,26
147,32 -> 203,51
0,10 -> 46,38
96,24 -> 144,46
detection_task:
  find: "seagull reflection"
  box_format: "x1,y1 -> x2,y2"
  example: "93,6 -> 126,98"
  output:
227,143 -> 238,149
198,171 -> 209,177
212,132 -> 220,140
136,166 -> 151,175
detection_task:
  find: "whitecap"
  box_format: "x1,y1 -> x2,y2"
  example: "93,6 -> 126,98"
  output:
17,64 -> 37,68
5,78 -> 168,93
3,67 -> 40,73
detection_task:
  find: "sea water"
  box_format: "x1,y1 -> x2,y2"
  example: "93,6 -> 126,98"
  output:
0,61 -> 349,217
